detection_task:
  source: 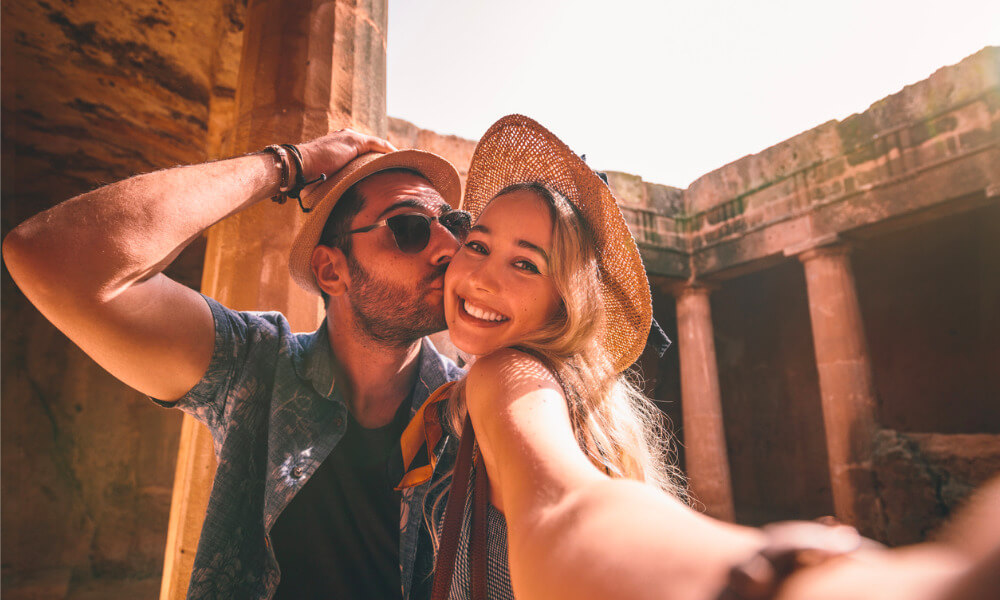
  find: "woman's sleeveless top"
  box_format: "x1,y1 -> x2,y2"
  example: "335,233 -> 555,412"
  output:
441,461 -> 515,600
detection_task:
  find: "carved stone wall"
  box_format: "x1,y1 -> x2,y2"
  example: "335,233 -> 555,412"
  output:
1,0 -> 245,596
678,47 -> 999,279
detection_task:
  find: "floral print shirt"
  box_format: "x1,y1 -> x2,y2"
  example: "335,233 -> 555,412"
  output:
153,295 -> 463,599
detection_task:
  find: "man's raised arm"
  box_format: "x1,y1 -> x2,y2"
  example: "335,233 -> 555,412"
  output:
2,130 -> 394,401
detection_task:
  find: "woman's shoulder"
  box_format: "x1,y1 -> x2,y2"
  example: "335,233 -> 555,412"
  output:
467,347 -> 555,379
465,348 -> 563,405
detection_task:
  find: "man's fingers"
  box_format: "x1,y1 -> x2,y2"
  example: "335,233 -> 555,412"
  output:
354,133 -> 397,154
297,130 -> 397,182
336,128 -> 396,153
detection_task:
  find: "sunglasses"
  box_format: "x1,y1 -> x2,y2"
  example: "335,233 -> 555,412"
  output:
343,210 -> 472,254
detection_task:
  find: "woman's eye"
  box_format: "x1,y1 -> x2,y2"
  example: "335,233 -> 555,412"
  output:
464,240 -> 488,254
514,260 -> 540,274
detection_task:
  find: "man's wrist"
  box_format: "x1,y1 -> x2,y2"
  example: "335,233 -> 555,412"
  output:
258,144 -> 326,210
261,145 -> 300,201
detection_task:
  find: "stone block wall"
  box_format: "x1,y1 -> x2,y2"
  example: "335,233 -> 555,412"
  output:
681,46 -> 1000,277
388,117 -> 477,187
603,171 -> 689,275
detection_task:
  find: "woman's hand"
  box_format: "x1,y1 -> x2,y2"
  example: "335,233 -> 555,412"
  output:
775,544 -> 971,600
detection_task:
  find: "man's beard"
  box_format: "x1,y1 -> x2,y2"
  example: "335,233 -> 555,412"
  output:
346,254 -> 447,347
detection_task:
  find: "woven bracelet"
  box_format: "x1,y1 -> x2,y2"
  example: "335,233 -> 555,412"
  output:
281,144 -> 326,212
261,144 -> 292,204
260,144 -> 327,212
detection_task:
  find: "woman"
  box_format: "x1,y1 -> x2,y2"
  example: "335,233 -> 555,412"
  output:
398,115 -> 996,600
398,115 -> 770,600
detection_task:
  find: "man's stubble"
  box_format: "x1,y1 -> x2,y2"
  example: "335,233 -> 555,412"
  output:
346,254 -> 448,347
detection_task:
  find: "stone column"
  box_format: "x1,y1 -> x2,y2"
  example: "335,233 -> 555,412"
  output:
799,245 -> 882,535
674,285 -> 735,521
160,2 -> 387,598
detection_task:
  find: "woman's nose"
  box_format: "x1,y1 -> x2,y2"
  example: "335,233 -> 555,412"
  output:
466,258 -> 501,294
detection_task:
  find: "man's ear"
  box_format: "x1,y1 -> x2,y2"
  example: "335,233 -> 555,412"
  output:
311,245 -> 350,297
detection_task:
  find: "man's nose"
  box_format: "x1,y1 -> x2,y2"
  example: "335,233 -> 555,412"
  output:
426,219 -> 462,265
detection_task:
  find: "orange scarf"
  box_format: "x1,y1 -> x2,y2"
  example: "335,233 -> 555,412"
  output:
395,381 -> 457,490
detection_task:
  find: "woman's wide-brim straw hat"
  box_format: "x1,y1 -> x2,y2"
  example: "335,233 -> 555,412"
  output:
289,149 -> 462,295
464,114 -> 652,372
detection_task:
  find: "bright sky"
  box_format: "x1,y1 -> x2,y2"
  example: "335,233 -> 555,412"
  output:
387,0 -> 999,187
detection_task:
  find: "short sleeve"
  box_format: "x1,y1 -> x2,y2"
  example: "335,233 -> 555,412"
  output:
149,295 -> 262,439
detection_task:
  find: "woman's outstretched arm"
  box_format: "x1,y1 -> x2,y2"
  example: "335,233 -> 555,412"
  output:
464,349 -> 766,600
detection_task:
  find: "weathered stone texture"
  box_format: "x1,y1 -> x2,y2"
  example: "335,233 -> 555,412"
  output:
2,0 -> 227,192
604,170 -> 684,213
702,199 -> 998,537
681,47 -> 999,278
420,59 -> 941,282
605,171 -> 688,266
799,245 -> 884,537
2,0 -> 247,594
874,430 -> 1000,546
388,117 -> 477,186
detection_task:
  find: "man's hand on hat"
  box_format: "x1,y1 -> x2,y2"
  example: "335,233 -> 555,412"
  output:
298,129 -> 397,184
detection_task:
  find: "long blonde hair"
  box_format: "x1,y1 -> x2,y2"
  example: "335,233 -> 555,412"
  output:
425,182 -> 685,553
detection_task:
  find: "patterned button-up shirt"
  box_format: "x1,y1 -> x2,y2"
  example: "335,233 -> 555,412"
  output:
153,296 -> 464,599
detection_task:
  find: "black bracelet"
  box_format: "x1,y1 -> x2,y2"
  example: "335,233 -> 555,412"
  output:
261,145 -> 292,204
260,144 -> 327,212
280,144 -> 327,212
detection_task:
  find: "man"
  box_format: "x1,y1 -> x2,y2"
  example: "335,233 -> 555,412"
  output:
2,129 -> 468,599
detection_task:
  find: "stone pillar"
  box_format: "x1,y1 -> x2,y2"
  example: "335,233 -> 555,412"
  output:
799,245 -> 882,535
160,2 -> 387,599
674,284 -> 735,521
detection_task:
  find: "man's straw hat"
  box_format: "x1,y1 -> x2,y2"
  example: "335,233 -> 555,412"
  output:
288,150 -> 462,295
463,115 -> 653,372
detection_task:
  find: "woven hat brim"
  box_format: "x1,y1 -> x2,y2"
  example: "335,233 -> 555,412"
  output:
463,115 -> 652,372
289,149 -> 462,295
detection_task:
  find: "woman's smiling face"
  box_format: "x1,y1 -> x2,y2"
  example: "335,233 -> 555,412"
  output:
444,189 -> 563,357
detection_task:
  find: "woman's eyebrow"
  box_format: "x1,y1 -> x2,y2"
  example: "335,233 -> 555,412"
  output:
472,225 -> 549,264
517,240 -> 549,264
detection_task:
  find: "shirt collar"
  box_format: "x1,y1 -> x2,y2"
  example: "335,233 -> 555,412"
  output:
291,321 -> 339,399
292,322 -> 453,406
411,337 -> 451,412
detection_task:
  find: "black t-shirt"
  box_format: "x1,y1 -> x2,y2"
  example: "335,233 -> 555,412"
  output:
270,396 -> 412,599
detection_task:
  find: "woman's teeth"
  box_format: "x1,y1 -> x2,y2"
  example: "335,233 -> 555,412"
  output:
462,299 -> 508,323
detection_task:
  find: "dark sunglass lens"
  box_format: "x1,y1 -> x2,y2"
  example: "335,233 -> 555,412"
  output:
441,211 -> 472,240
386,214 -> 431,253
